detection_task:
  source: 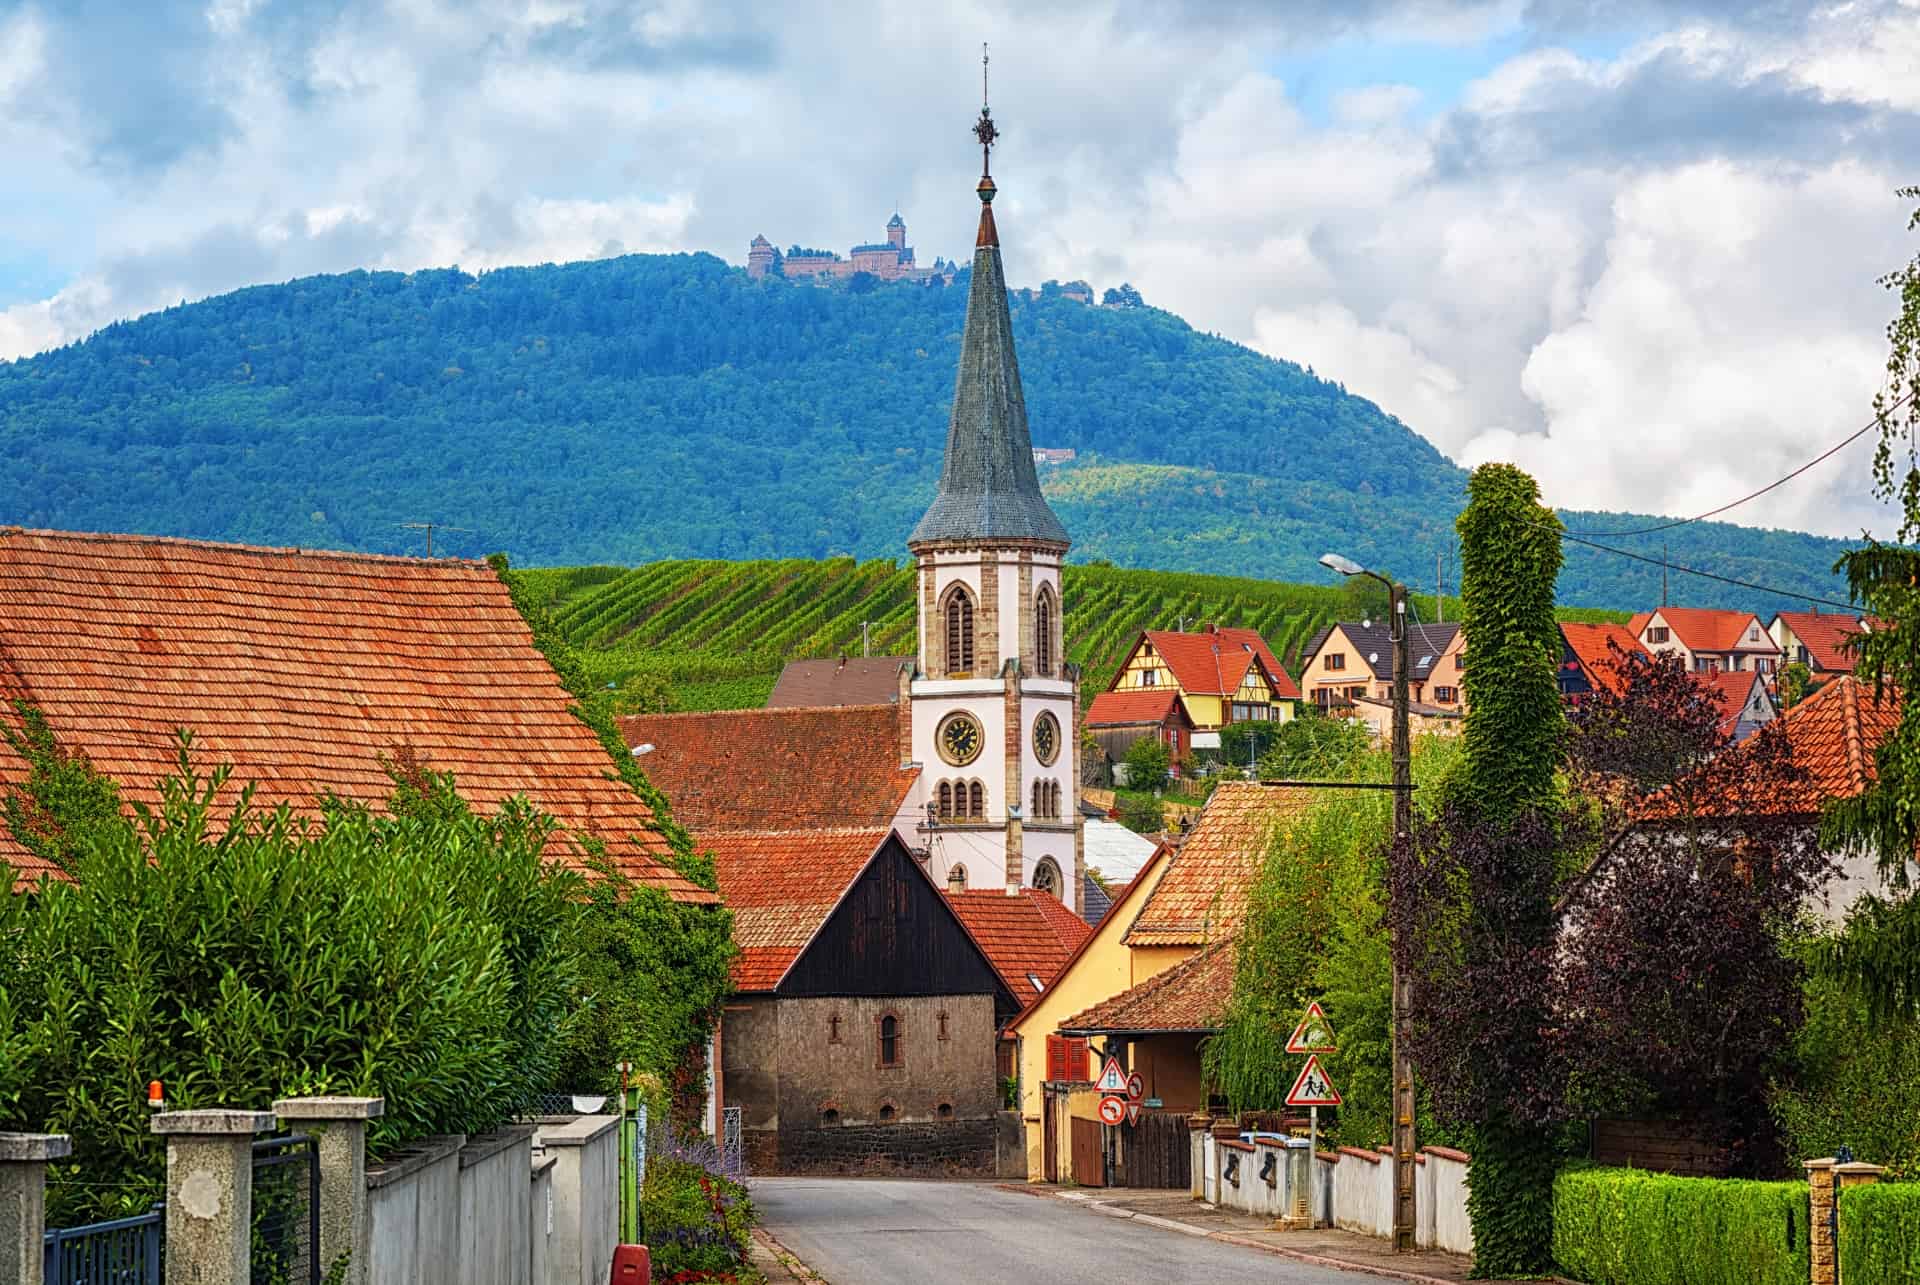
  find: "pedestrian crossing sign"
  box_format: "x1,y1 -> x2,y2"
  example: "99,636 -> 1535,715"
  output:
1285,1001 -> 1338,1054
1285,1054 -> 1342,1107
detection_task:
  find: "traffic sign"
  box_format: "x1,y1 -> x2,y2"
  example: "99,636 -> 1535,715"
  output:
1126,1099 -> 1143,1127
1285,1001 -> 1338,1054
1096,1056 -> 1128,1094
1097,1094 -> 1127,1126
1285,1054 -> 1342,1107
1126,1071 -> 1145,1102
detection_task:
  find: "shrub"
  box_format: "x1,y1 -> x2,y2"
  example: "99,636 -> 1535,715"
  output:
643,1127 -> 756,1278
2,741 -> 582,1222
1772,969 -> 1920,1179
1122,736 -> 1171,790
1552,1167 -> 1810,1285
1840,1182 -> 1920,1284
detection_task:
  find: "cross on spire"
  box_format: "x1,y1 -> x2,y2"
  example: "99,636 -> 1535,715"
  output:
973,42 -> 999,181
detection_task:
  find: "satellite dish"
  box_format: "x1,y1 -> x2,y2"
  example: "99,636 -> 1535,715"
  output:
1369,653 -> 1380,665
1362,618 -> 1372,629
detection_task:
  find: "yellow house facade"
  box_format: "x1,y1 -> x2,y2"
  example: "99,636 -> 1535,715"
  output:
1108,627 -> 1301,741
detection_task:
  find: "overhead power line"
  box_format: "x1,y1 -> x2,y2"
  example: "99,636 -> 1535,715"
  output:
1557,387 -> 1914,539
1559,531 -> 1857,610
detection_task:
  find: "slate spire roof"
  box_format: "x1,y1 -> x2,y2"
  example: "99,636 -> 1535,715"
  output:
908,136 -> 1069,550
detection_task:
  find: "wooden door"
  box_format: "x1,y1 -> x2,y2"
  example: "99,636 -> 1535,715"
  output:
1071,1117 -> 1105,1188
1043,1091 -> 1059,1183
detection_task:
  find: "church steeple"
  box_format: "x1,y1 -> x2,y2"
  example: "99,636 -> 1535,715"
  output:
908,74 -> 1069,552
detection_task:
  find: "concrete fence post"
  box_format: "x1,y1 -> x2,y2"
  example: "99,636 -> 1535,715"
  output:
275,1095 -> 385,1285
1186,1114 -> 1210,1201
538,1115 -> 620,1285
152,1109 -> 277,1285
0,1133 -> 71,1285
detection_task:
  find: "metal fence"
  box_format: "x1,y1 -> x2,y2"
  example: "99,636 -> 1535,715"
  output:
721,1105 -> 743,1178
43,1205 -> 164,1285
250,1134 -> 320,1285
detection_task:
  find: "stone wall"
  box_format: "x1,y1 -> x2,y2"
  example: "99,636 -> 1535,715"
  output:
773,1118 -> 997,1176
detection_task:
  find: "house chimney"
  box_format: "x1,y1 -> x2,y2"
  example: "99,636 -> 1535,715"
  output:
948,866 -> 967,894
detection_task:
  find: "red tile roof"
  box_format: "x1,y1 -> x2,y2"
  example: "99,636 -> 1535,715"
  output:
1085,688 -> 1191,728
1645,676 -> 1900,819
1057,939 -> 1236,1034
766,657 -> 909,708
616,704 -> 919,832
945,888 -> 1093,1004
0,528 -> 708,900
1649,607 -> 1775,655
1772,612 -> 1866,674
1628,612 -> 1653,638
1138,628 -> 1295,701
705,826 -> 889,990
1210,627 -> 1302,700
1125,781 -> 1318,947
1694,669 -> 1767,735
1561,622 -> 1649,695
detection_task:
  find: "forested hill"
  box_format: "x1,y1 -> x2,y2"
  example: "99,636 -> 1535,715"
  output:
0,251 -> 1856,612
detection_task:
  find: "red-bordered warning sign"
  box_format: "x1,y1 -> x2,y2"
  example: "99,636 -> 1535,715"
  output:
1096,1057 -> 1127,1094
1285,1054 -> 1342,1107
1285,1001 -> 1338,1054
1097,1094 -> 1127,1126
1126,1099 -> 1143,1127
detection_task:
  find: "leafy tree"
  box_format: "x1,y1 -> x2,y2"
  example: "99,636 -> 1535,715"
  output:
1256,707 -> 1369,780
1395,462 -> 1565,1277
1119,793 -> 1165,835
1122,735 -> 1171,789
1814,186 -> 1920,1021
0,702 -> 123,876
1778,661 -> 1813,709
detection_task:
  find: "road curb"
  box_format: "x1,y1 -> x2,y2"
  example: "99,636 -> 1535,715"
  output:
1010,1183 -> 1465,1285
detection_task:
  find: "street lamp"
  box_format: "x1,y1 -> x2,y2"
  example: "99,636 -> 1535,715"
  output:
1320,552 -> 1416,1254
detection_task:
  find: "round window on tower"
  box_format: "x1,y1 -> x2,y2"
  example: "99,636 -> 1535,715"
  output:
937,712 -> 985,767
1032,711 -> 1060,766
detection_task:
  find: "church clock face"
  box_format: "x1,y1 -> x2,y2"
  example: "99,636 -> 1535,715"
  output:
1032,712 -> 1060,766
938,712 -> 984,766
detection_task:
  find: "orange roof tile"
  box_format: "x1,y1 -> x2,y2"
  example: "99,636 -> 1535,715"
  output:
0,528 -> 707,901
1139,630 -> 1254,697
1058,940 -> 1236,1034
1561,622 -> 1649,695
705,826 -> 890,989
1085,688 -> 1192,728
1646,675 -> 1900,819
1772,612 -> 1867,674
1210,627 -> 1302,700
945,888 -> 1093,1004
1693,669 -> 1766,735
1627,612 -> 1653,638
1649,607 -> 1775,655
1125,781 -> 1318,947
616,705 -> 919,832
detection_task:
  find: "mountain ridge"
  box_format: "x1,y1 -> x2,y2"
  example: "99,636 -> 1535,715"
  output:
0,250 -> 1858,613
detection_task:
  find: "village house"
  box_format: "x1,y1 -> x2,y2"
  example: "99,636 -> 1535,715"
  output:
1005,782 -> 1314,1186
1559,621 -> 1650,703
1083,687 -> 1199,764
0,527 -> 714,910
1769,610 -> 1870,682
1297,620 -> 1465,713
1697,668 -> 1780,742
1104,626 -> 1300,751
1629,606 -> 1781,674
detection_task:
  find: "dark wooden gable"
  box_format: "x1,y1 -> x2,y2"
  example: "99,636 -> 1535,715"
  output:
779,833 -> 1011,1006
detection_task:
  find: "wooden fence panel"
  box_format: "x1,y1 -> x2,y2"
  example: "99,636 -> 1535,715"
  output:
1591,1118 -> 1729,1177
1123,1113 -> 1191,1189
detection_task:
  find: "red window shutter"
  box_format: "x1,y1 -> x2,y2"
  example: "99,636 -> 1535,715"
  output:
1046,1035 -> 1065,1082
1068,1037 -> 1089,1081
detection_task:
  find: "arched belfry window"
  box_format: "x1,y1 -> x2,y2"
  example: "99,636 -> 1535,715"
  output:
1036,586 -> 1057,677
937,782 -> 953,819
944,586 -> 976,676
1034,858 -> 1063,899
968,781 -> 984,819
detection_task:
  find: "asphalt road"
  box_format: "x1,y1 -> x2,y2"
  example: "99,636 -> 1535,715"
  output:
753,1177 -> 1370,1284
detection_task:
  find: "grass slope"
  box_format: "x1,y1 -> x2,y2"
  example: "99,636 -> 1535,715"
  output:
512,558 -> 1627,712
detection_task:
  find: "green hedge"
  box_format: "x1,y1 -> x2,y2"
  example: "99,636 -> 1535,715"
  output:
1553,1167 -> 1810,1285
1841,1182 -> 1920,1283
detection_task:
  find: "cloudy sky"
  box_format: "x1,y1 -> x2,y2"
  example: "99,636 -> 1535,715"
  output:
3,0 -> 1917,538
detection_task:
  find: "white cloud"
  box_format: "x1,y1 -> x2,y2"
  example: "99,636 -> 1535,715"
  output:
1,0 -> 1916,546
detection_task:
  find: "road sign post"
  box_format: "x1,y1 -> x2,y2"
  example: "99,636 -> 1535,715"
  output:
1286,1012 -> 1343,1229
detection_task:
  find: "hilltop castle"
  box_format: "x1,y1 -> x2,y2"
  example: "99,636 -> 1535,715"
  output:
746,213 -> 958,284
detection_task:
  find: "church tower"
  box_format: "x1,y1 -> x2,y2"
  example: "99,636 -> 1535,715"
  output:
908,81 -> 1082,911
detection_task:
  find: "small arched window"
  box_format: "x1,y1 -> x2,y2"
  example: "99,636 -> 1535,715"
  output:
968,781 -> 984,819
878,1013 -> 901,1067
1034,858 -> 1062,899
1031,780 -> 1042,817
937,781 -> 953,818
1051,782 -> 1062,817
1036,587 -> 1056,677
944,587 -> 976,675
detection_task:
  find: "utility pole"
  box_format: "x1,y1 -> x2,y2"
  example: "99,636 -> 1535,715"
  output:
862,620 -> 871,658
1390,582 -> 1416,1253
1436,551 -> 1444,624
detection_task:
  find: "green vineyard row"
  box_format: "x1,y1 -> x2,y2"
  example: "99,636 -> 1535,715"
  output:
511,558 -> 1628,713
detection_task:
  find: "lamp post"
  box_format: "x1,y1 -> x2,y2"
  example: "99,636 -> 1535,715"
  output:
1319,552 -> 1416,1253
